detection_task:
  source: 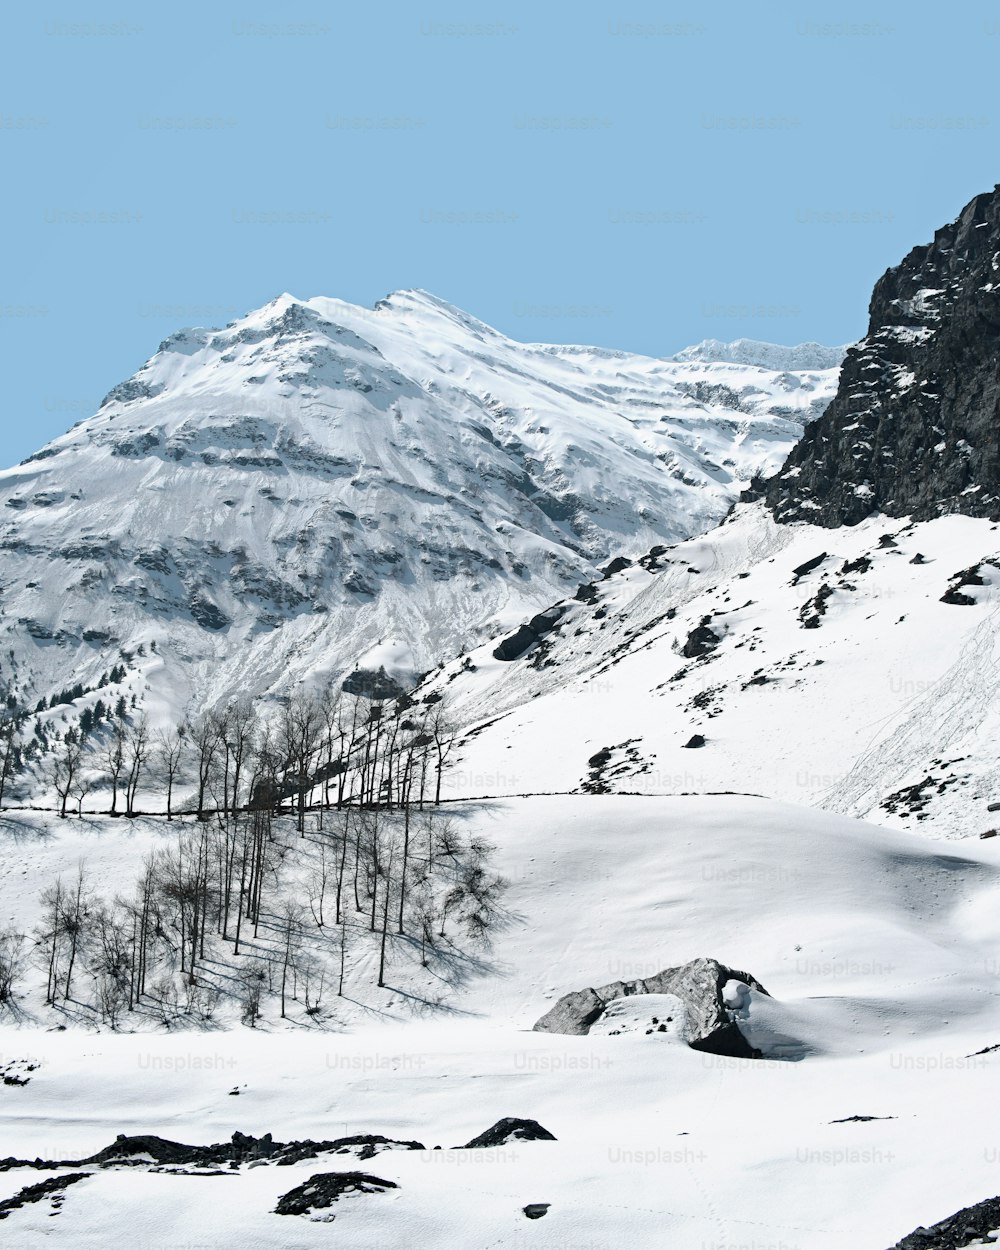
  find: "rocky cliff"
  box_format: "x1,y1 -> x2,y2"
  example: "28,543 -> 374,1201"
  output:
763,185 -> 1000,525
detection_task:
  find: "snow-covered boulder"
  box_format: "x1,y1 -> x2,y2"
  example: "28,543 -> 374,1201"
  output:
532,956 -> 768,1058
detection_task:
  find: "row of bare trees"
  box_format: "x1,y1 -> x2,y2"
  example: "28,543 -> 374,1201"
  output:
3,687 -> 461,822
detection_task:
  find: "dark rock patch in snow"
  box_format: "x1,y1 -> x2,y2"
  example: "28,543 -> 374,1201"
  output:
887,1193 -> 1000,1249
799,582 -> 834,629
523,1203 -> 551,1219
790,552 -> 828,583
273,1170 -> 397,1216
462,1119 -> 557,1148
0,1173 -> 89,1220
940,563 -> 993,605
493,604 -> 567,662
0,1131 -> 425,1173
681,619 -> 720,658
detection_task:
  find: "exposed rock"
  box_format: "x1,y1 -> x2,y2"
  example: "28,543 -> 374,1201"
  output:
683,734 -> 706,749
493,624 -> 539,662
602,556 -> 633,579
0,1173 -> 89,1220
799,582 -> 834,629
762,184 -> 1000,526
681,620 -> 720,658
524,1203 -> 551,1219
493,604 -> 567,662
0,1130 -> 424,1173
532,956 -> 768,1058
273,1171 -> 397,1216
462,1119 -> 557,1148
341,665 -> 407,700
887,1193 -> 1000,1249
188,594 -> 230,632
790,552 -> 828,583
940,562 -> 993,605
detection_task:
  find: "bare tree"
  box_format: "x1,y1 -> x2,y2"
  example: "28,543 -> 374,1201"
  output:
51,737 -> 82,819
124,716 -> 150,816
336,917 -> 352,996
92,900 -> 133,1024
376,829 -> 400,988
103,717 -> 127,816
278,899 -> 303,1018
0,928 -> 26,1003
38,877 -> 65,1005
455,838 -> 508,947
429,704 -> 460,806
236,961 -> 267,1027
60,863 -> 89,1001
154,724 -> 186,821
187,713 -> 221,821
281,694 -> 322,834
307,836 -> 331,928
71,769 -> 94,818
222,699 -> 257,820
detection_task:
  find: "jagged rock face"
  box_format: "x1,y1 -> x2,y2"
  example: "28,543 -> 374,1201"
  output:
763,185 -> 1000,526
532,956 -> 767,1058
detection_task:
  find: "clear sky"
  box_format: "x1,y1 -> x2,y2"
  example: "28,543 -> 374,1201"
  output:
2,1 -> 998,466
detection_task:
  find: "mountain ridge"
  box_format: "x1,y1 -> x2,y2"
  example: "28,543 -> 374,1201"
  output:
0,292 -> 840,721
762,183 -> 1000,525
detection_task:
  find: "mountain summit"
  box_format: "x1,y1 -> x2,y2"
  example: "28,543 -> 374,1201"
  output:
0,293 -> 839,715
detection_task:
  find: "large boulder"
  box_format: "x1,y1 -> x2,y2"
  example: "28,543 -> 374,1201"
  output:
493,605 -> 567,661
532,956 -> 767,1058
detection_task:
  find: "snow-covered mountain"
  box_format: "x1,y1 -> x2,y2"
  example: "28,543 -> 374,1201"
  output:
6,185 -> 1000,1250
0,290 -> 842,718
421,186 -> 1000,839
423,501 -> 1000,838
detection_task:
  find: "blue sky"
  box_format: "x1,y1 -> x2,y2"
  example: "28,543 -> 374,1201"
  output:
2,1 -> 998,465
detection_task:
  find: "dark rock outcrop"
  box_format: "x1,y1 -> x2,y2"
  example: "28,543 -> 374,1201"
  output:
791,552 -> 828,583
341,665 -> 407,699
532,956 -> 768,1058
681,620 -> 720,658
0,1130 -> 424,1173
0,1173 -> 89,1220
462,1118 -> 557,1148
939,562 -> 995,605
493,604 -> 566,661
887,1193 -> 1000,1249
761,185 -> 1000,526
274,1171 -> 397,1216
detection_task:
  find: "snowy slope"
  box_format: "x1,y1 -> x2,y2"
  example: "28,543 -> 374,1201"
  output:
0,292 -> 842,720
423,502 -> 1000,839
2,795 -> 1000,1248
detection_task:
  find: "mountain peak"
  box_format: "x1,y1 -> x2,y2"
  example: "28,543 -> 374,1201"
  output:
671,338 -> 849,371
0,288 -> 841,718
763,183 -> 1000,526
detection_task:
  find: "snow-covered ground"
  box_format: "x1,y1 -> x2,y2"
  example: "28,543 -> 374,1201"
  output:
1,794 -> 999,1247
428,502 -> 1000,839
